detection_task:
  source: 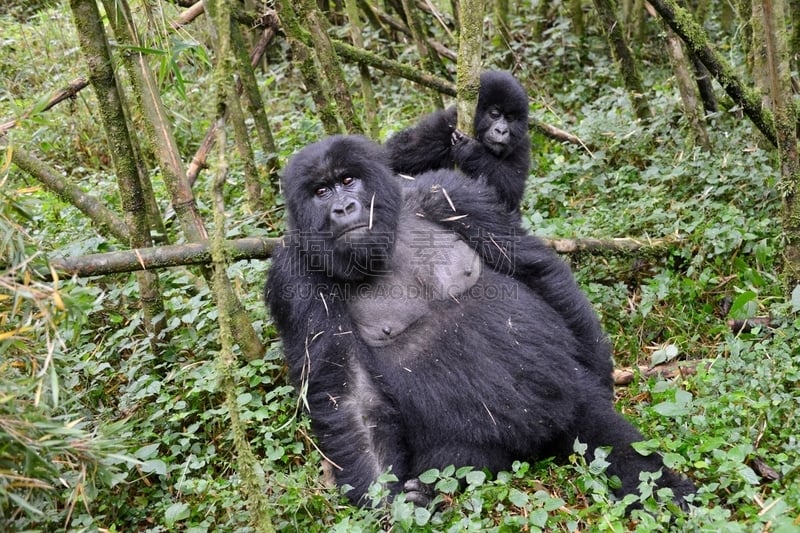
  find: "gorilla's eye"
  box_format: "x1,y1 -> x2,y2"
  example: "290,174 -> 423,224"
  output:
314,185 -> 330,197
489,109 -> 502,120
341,176 -> 355,186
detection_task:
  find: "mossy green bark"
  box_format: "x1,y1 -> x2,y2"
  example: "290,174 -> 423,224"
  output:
761,0 -> 800,286
649,0 -> 777,146
69,0 -> 165,337
455,0 -> 484,134
593,0 -> 652,120
209,0 -> 275,529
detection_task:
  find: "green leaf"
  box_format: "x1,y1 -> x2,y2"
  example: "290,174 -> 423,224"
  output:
413,506 -> 431,526
728,290 -> 758,319
652,390 -> 692,417
631,439 -> 659,456
236,392 -> 253,405
738,464 -> 760,485
651,344 -> 679,366
135,443 -> 160,460
140,459 -> 167,475
465,470 -> 486,486
572,439 -> 588,455
418,469 -> 439,484
8,492 -> 45,516
49,364 -> 59,408
164,502 -> 190,527
436,477 -> 458,494
455,465 -> 474,479
791,285 -> 800,313
530,508 -> 548,527
508,488 -> 529,507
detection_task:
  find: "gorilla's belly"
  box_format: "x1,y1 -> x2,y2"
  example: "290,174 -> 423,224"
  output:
346,216 -> 482,347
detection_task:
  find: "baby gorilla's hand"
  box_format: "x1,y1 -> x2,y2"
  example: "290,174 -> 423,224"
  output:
451,128 -> 468,146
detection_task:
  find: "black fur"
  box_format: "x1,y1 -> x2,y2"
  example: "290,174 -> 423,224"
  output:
385,71 -> 531,212
266,135 -> 695,507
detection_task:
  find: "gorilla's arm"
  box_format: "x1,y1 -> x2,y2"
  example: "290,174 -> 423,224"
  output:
266,245 -> 409,502
410,171 -> 614,388
385,107 -> 457,176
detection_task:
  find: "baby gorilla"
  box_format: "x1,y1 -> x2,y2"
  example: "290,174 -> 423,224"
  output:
265,135 -> 694,507
385,70 -> 530,212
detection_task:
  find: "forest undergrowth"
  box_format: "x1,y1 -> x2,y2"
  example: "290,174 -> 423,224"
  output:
1,1 -> 799,531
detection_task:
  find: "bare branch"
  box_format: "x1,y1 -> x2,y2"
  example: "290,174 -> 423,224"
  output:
47,237 -> 281,279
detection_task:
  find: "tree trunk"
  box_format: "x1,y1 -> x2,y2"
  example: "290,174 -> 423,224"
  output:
737,0 -> 755,77
492,0 -> 514,67
531,0 -> 551,41
455,0 -> 484,134
345,0 -> 380,137
400,0 -> 447,96
230,19 -> 280,206
654,12 -> 711,151
593,0 -> 653,120
690,55 -> 717,114
569,0 -> 586,39
298,0 -> 365,133
648,0 -> 778,147
201,6 -> 263,213
228,83 -> 264,213
103,0 -> 264,360
277,0 -> 341,134
100,0 -> 186,242
187,24 -> 279,187
208,2 -> 275,529
790,0 -> 800,60
69,0 -> 166,338
751,0 -> 772,110
761,0 -> 800,285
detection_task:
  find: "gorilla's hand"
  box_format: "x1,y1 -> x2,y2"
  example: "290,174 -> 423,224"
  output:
403,478 -> 435,507
451,128 -> 468,146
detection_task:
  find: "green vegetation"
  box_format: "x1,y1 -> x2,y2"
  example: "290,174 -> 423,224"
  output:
1,1 -> 799,531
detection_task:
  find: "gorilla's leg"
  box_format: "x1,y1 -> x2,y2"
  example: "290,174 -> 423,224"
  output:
577,397 -> 696,506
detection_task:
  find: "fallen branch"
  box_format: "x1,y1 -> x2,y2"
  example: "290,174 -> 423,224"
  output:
727,316 -> 776,333
541,236 -> 677,253
332,39 -> 458,96
170,1 -> 205,30
47,237 -> 281,279
530,118 -> 589,149
362,4 -> 457,61
0,77 -> 89,137
10,146 -> 131,242
39,234 -> 678,279
613,360 -> 703,386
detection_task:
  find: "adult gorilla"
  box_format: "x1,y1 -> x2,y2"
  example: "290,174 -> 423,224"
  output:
265,135 -> 694,506
385,70 -> 530,212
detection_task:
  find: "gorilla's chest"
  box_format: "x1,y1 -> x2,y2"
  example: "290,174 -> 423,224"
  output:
346,216 -> 482,347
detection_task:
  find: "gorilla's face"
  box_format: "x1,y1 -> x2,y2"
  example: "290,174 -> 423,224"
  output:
281,135 -> 402,280
474,71 -> 529,159
477,106 -> 513,156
